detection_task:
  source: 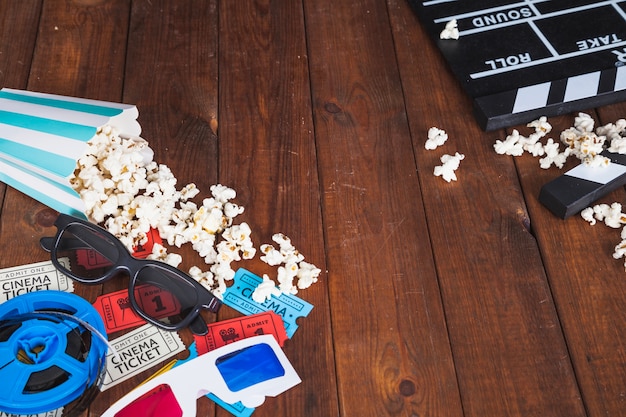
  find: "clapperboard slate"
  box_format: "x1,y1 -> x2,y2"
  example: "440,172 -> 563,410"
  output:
407,0 -> 626,130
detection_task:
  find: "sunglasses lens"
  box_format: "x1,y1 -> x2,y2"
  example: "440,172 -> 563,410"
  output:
55,224 -> 120,280
134,266 -> 199,327
216,343 -> 286,392
114,384 -> 182,417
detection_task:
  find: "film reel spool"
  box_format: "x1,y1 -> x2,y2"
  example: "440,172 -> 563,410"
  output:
0,290 -> 109,416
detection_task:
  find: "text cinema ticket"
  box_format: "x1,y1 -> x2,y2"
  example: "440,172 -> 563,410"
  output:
0,258 -> 73,303
101,323 -> 185,390
0,410 -> 63,417
222,268 -> 313,338
194,311 -> 288,355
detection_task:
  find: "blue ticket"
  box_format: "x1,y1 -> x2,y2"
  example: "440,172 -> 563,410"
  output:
222,268 -> 314,338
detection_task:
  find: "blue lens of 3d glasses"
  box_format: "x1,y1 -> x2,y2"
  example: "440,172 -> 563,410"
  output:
216,343 -> 286,392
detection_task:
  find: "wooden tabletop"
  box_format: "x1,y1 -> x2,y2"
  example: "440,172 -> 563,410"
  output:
1,1 -> 626,416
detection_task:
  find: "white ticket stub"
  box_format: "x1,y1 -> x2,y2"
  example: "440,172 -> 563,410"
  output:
101,323 -> 186,390
0,258 -> 74,303
0,409 -> 64,417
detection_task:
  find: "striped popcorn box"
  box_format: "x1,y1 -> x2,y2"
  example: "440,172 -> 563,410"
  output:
0,88 -> 142,217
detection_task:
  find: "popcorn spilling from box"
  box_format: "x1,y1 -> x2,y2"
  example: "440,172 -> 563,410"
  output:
0,88 -> 142,217
72,121 -> 319,302
0,89 -> 320,300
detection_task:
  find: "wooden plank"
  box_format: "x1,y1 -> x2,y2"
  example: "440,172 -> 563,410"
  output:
0,1 -> 43,255
514,102 -> 626,417
217,1 -> 338,415
303,0 -> 463,416
388,1 -> 587,416
124,0 -> 219,184
28,0 -> 129,100
0,1 -> 42,89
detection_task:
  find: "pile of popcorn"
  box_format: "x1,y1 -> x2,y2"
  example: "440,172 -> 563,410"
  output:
70,125 -> 320,301
493,112 -> 626,169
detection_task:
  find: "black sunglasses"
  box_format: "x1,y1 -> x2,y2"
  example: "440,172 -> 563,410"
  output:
40,213 -> 221,336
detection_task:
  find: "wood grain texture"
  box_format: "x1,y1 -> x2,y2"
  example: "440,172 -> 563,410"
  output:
29,0 -> 130,100
389,1 -> 586,416
217,1 -> 337,415
304,0 -> 462,415
0,1 -> 41,89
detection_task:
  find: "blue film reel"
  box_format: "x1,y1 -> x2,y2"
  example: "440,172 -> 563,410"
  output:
0,290 -> 108,415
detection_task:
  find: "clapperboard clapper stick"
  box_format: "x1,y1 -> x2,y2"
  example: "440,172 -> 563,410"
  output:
539,150 -> 626,218
406,1 -> 626,131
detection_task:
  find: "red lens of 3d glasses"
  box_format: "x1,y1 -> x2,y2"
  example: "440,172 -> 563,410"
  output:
114,384 -> 182,417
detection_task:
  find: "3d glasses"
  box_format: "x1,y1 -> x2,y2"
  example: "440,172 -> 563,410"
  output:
40,213 -> 221,335
101,334 -> 301,417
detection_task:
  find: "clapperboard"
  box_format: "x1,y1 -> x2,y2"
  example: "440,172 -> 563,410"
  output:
538,150 -> 626,218
407,0 -> 626,130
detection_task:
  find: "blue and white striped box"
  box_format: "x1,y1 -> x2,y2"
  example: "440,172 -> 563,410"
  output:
0,88 -> 140,217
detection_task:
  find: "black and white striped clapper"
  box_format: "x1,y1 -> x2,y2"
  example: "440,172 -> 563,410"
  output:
406,0 -> 626,131
539,150 -> 626,219
476,68 -> 626,131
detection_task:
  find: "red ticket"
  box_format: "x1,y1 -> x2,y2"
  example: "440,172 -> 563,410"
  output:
93,284 -> 180,334
194,311 -> 288,355
75,248 -> 112,270
76,228 -> 162,270
132,228 -> 162,258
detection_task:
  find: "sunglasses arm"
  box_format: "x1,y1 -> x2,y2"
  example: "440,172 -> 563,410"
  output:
40,237 -> 54,252
202,296 -> 222,313
189,315 -> 209,336
40,235 -> 120,264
